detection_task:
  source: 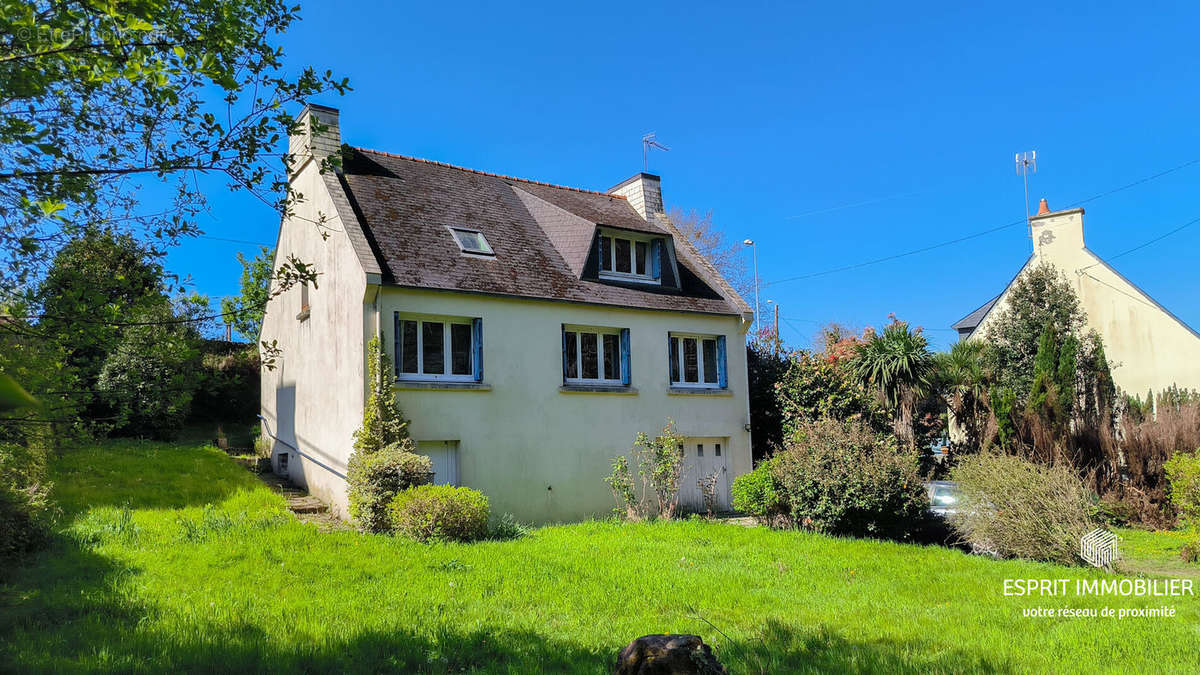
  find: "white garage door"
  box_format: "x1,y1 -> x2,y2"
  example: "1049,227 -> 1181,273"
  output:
417,440 -> 459,486
679,437 -> 730,513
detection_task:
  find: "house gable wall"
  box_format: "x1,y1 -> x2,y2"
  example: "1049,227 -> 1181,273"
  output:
259,157 -> 371,517
970,209 -> 1200,395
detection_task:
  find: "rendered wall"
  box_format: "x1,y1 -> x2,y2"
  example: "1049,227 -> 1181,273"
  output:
377,287 -> 753,524
259,155 -> 369,518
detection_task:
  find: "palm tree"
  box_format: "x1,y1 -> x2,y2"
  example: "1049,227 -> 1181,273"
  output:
933,340 -> 990,451
853,321 -> 934,445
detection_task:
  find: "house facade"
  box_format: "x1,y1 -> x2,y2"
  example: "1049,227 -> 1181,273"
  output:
954,199 -> 1200,397
260,105 -> 754,523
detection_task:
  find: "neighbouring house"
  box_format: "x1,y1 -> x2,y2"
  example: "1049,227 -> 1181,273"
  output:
259,105 -> 754,523
954,198 -> 1200,396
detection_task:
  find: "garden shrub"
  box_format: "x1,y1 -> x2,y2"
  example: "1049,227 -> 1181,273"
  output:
0,441 -> 53,562
1180,538 -> 1200,564
347,336 -> 425,532
770,418 -> 927,539
604,420 -> 686,521
950,453 -> 1096,565
1164,449 -> 1200,523
389,484 -> 490,542
347,443 -> 432,533
731,459 -> 781,523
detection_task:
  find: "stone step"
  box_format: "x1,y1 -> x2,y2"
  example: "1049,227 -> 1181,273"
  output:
288,496 -> 328,514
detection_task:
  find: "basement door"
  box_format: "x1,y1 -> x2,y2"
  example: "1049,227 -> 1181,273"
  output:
679,437 -> 731,513
417,440 -> 460,486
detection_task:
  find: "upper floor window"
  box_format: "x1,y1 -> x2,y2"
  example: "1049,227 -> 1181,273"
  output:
563,325 -> 630,386
598,230 -> 658,284
448,226 -> 494,256
668,333 -> 727,388
396,314 -> 483,382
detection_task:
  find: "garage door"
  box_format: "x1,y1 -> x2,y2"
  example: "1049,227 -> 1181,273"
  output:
416,440 -> 459,486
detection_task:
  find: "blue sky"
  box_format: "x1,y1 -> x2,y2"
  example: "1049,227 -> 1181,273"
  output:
171,1 -> 1200,349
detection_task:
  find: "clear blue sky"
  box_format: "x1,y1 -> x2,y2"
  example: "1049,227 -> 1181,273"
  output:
170,1 -> 1200,349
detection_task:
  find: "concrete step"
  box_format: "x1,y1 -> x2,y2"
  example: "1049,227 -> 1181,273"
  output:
288,496 -> 328,514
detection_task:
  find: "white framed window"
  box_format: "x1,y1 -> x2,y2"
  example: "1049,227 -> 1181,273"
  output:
668,332 -> 727,388
598,230 -> 658,284
562,325 -> 629,385
395,314 -> 482,382
448,226 -> 494,256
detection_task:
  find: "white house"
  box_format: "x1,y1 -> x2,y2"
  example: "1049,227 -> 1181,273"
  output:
259,105 -> 754,523
953,198 -> 1200,397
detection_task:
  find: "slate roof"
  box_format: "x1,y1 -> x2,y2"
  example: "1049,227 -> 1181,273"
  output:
335,148 -> 746,316
952,296 -> 998,332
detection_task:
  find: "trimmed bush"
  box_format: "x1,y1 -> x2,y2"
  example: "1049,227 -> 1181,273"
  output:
346,443 -> 432,533
769,418 -> 927,539
388,484 -> 490,543
950,453 -> 1096,565
1164,449 -> 1200,522
731,460 -> 781,523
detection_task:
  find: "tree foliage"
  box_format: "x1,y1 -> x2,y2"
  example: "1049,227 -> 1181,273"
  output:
0,0 -> 347,293
667,208 -> 752,300
852,318 -> 935,446
982,262 -> 1085,397
220,246 -> 273,340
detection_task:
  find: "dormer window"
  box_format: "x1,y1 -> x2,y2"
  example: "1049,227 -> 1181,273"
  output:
449,227 -> 494,256
598,230 -> 658,284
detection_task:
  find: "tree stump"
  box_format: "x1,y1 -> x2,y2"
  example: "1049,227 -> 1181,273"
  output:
614,634 -> 727,675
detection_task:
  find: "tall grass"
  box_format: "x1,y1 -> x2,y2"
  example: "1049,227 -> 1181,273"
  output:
1,439 -> 1198,673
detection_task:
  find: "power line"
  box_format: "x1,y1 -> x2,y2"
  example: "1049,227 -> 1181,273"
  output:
763,156 -> 1200,288
198,235 -> 273,246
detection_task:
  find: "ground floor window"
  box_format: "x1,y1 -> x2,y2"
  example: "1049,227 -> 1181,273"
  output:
395,314 -> 482,382
668,333 -> 727,388
563,325 -> 630,385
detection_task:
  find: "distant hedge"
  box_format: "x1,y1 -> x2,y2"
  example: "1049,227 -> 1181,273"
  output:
188,340 -> 260,425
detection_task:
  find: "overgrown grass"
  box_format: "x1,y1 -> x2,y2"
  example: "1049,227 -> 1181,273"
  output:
2,439 -> 1198,673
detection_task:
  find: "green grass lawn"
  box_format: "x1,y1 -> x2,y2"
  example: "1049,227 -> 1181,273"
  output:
3,440 -> 1199,673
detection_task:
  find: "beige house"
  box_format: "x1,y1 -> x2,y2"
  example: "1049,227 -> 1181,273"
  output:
954,199 -> 1200,397
259,105 -> 754,523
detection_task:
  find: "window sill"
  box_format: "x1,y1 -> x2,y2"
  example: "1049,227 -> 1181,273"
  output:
667,387 -> 732,396
558,385 -> 638,395
296,308 -> 310,322
393,381 -> 491,392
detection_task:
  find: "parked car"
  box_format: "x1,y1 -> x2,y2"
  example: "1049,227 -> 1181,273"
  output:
926,481 -> 960,518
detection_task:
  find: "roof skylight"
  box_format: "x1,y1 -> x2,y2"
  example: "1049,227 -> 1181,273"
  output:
449,227 -> 494,256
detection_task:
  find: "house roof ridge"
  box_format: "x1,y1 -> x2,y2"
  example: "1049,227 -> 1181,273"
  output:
351,147 -> 627,199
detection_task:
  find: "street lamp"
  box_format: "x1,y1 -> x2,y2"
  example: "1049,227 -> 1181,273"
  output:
743,239 -> 760,339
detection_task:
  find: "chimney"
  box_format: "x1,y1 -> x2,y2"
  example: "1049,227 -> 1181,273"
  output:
288,103 -> 341,177
608,173 -> 664,220
1029,199 -> 1086,258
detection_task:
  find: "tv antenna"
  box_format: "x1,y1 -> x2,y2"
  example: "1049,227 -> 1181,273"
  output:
642,132 -> 669,171
1016,150 -> 1037,225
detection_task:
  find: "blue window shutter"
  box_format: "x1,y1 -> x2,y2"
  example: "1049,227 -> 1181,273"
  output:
620,328 -> 631,386
472,318 -> 484,382
667,334 -> 674,382
393,313 -> 400,379
717,335 -> 728,389
650,240 -> 662,280
561,326 -> 569,383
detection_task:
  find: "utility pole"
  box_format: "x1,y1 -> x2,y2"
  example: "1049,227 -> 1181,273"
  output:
743,239 -> 760,339
773,303 -> 780,354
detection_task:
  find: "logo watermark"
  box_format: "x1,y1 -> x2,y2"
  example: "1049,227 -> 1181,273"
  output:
1080,528 -> 1118,569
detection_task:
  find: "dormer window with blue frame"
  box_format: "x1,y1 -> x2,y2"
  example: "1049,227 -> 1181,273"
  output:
598,230 -> 660,284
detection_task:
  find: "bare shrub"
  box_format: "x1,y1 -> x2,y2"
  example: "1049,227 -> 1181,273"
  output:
605,420 -> 686,521
950,453 -> 1097,565
698,471 -> 721,517
1118,400 -> 1200,525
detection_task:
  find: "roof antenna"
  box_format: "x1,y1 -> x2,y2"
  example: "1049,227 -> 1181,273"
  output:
1016,150 -> 1037,232
642,132 -> 669,172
